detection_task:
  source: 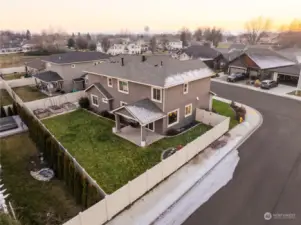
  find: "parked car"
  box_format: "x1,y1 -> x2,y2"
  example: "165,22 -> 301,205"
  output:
227,72 -> 246,82
260,80 -> 278,89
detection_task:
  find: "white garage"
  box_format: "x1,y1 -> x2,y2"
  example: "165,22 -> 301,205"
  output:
228,66 -> 247,74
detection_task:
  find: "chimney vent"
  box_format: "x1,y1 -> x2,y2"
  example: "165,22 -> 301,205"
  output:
142,55 -> 146,62
121,58 -> 124,66
59,56 -> 62,60
161,61 -> 163,66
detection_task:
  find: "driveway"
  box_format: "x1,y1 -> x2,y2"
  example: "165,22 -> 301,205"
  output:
183,82 -> 301,225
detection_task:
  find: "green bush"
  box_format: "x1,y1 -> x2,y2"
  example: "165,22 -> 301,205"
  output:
78,97 -> 90,109
0,213 -> 21,225
0,106 -> 7,118
7,107 -> 14,117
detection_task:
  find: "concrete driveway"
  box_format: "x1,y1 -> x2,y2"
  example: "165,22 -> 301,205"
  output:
183,82 -> 301,225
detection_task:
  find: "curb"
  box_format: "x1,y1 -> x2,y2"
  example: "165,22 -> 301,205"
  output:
212,79 -> 301,102
152,101 -> 263,224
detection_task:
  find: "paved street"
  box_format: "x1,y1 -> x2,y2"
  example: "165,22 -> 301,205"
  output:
183,82 -> 301,225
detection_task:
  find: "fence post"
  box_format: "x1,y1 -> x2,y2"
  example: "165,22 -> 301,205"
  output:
78,212 -> 83,225
145,169 -> 149,191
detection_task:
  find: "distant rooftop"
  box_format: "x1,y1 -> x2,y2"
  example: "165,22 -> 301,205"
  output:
84,55 -> 213,88
43,51 -> 110,64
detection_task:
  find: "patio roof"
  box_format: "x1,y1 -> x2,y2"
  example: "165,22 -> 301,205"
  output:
112,98 -> 165,125
32,71 -> 63,82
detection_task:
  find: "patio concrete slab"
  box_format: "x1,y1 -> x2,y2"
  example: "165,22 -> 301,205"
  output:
115,126 -> 164,146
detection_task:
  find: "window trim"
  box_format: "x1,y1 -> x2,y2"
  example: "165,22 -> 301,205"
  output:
184,103 -> 193,117
183,83 -> 189,94
102,98 -> 108,104
120,101 -> 127,107
91,94 -> 99,107
71,64 -> 76,68
167,108 -> 180,128
146,122 -> 155,132
151,87 -> 162,103
118,79 -> 129,94
107,77 -> 113,88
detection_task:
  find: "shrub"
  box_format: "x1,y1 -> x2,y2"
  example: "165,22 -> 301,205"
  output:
7,106 -> 14,116
0,213 -> 21,225
0,106 -> 7,118
166,128 -> 180,136
100,110 -> 115,120
78,97 -> 90,109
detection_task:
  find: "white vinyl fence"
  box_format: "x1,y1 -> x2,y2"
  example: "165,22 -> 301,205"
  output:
24,91 -> 86,111
0,67 -> 25,74
6,77 -> 35,88
64,110 -> 230,225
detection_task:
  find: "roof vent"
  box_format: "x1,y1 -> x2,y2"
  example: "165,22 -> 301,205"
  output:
142,55 -> 146,62
161,61 -> 163,66
154,64 -> 158,67
121,58 -> 124,66
59,56 -> 62,60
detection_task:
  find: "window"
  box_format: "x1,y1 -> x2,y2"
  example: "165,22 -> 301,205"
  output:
120,101 -> 127,106
152,87 -> 162,103
146,122 -> 155,131
91,94 -> 99,107
102,98 -> 108,103
118,80 -> 129,94
183,83 -> 188,94
107,77 -> 113,87
185,104 -> 192,117
71,64 -> 75,68
167,109 -> 179,127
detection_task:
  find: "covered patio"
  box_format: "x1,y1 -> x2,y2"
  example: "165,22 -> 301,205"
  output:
33,71 -> 64,96
112,98 -> 166,147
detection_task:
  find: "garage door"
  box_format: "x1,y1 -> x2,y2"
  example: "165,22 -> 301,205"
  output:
249,70 -> 258,76
229,67 -> 246,74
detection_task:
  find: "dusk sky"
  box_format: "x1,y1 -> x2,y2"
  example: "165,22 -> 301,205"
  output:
1,0 -> 301,33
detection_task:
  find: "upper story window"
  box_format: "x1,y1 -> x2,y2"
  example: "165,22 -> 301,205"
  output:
183,83 -> 188,94
107,77 -> 113,87
71,64 -> 75,68
151,87 -> 162,103
118,80 -> 129,94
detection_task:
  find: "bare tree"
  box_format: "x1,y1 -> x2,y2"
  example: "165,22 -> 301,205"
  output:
244,17 -> 272,45
101,37 -> 111,53
150,36 -> 157,53
203,27 -> 223,47
180,27 -> 192,47
194,28 -> 203,41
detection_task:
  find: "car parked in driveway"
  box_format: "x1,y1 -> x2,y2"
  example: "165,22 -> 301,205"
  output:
260,80 -> 278,89
227,72 -> 246,82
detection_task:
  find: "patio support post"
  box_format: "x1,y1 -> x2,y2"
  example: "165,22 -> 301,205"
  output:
209,95 -> 213,111
273,72 -> 278,81
141,125 -> 146,147
114,114 -> 121,133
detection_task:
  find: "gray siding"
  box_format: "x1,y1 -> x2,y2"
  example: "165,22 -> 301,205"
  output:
88,86 -> 111,112
163,77 -> 210,132
86,74 -> 164,110
154,118 -> 164,134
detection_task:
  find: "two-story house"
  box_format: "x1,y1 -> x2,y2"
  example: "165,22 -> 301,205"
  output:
32,52 -> 110,95
84,55 -> 214,146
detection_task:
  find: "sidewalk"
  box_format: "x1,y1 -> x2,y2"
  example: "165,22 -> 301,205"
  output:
212,75 -> 301,101
107,97 -> 262,225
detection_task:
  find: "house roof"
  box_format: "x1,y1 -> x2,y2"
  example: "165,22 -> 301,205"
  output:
182,45 -> 221,60
26,58 -> 46,70
276,48 -> 301,63
32,71 -> 63,82
113,98 -> 165,125
85,82 -> 113,100
43,52 -> 110,64
268,64 -> 301,76
244,48 -> 295,69
84,55 -> 214,88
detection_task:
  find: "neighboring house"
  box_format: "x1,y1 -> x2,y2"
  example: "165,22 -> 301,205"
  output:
166,38 -> 183,50
107,44 -> 127,55
25,58 -> 46,75
126,43 -> 141,54
178,45 -> 226,70
228,47 -> 296,81
32,52 -> 110,96
0,43 -> 22,54
84,55 -> 214,146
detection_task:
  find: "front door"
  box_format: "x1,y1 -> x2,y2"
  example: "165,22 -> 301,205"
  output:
146,122 -> 155,132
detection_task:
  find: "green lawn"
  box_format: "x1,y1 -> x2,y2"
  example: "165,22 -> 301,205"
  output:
0,89 -> 13,106
2,73 -> 26,80
0,133 -> 81,225
212,99 -> 239,129
43,109 -> 211,194
287,90 -> 301,97
12,86 -> 48,102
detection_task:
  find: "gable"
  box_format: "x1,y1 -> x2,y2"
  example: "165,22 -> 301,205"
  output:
230,54 -> 259,69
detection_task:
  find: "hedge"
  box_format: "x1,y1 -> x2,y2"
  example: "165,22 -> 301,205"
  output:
14,102 -> 103,209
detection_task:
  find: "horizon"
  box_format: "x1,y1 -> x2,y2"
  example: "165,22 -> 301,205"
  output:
1,0 -> 301,34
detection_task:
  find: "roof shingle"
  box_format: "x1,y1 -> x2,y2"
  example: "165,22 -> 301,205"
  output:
43,52 -> 110,64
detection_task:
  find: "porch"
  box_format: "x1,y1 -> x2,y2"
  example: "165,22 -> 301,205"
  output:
114,126 -> 164,147
32,71 -> 64,96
